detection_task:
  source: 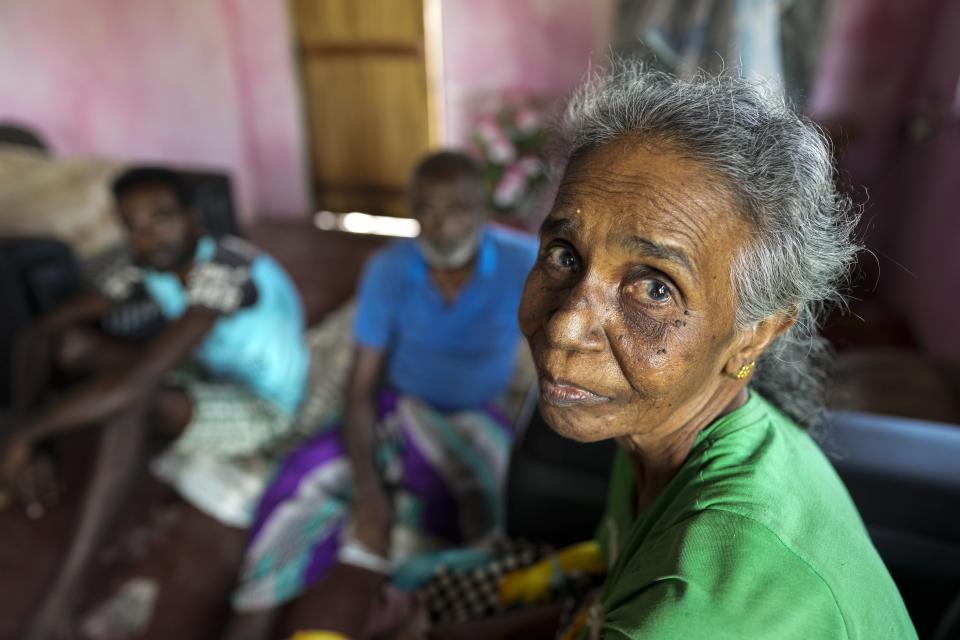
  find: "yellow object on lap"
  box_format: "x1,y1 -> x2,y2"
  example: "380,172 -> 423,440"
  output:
498,540 -> 605,606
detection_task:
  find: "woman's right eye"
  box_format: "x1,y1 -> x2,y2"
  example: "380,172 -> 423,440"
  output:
543,244 -> 579,273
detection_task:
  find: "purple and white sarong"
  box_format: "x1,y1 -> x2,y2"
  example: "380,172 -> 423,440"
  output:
232,390 -> 515,611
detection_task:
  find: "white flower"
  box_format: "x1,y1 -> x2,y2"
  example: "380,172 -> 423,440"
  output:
493,164 -> 527,208
487,136 -> 517,164
474,117 -> 502,145
514,107 -> 541,133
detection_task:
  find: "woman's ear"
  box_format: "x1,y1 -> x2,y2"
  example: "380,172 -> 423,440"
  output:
723,309 -> 798,379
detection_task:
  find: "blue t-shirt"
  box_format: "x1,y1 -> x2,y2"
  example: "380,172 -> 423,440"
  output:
99,235 -> 309,415
353,226 -> 538,410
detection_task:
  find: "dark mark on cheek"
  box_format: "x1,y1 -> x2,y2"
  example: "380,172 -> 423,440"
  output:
657,348 -> 667,355
621,304 -> 669,342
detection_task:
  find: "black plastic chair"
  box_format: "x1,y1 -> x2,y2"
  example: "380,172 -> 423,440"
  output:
0,237 -> 83,407
504,406 -> 616,547
826,411 -> 960,638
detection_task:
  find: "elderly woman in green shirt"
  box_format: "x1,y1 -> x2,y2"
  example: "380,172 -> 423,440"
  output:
518,64 -> 915,639
426,64 -> 915,640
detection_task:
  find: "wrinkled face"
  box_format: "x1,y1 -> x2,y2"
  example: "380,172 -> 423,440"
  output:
117,184 -> 199,271
412,176 -> 485,261
519,138 -> 753,443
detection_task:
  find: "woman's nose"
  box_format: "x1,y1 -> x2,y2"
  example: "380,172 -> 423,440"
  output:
543,281 -> 606,353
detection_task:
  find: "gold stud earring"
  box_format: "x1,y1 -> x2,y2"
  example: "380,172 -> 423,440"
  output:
736,361 -> 755,380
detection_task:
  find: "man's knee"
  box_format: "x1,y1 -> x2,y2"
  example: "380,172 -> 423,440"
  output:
54,326 -> 138,375
151,388 -> 193,438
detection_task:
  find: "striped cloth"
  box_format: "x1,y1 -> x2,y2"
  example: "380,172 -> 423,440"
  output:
232,390 -> 516,611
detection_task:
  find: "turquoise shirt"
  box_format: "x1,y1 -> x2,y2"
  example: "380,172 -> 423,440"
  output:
592,392 -> 916,639
102,235 -> 308,414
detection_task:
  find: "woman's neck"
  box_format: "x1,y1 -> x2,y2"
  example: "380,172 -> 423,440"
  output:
620,386 -> 748,510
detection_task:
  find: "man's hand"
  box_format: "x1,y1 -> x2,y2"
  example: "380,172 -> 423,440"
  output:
352,484 -> 392,555
0,437 -> 59,517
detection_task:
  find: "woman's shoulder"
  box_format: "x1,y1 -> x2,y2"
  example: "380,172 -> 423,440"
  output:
691,393 -> 854,533
604,507 -> 914,639
602,508 -> 847,638
602,396 -> 916,639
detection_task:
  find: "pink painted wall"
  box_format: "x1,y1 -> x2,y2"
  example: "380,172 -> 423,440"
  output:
810,0 -> 960,359
441,0 -> 615,146
0,0 -> 613,220
0,0 -> 310,223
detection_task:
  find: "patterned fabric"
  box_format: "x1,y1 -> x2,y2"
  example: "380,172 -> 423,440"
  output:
231,391 -> 516,612
95,235 -> 258,313
418,539 -> 548,624
149,368 -> 296,528
149,319 -> 348,529
164,369 -> 293,457
185,253 -> 257,314
290,301 -> 357,431
416,539 -> 601,633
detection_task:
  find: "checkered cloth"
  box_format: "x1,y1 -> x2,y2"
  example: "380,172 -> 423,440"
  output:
417,540 -> 547,623
166,369 -> 294,457
418,538 -> 601,633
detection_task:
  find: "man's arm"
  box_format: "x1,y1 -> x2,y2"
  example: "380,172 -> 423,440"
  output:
341,344 -> 391,554
12,292 -> 114,411
33,292 -> 114,333
10,307 -> 218,444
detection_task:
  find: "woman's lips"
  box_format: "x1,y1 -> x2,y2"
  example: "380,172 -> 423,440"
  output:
538,374 -> 611,407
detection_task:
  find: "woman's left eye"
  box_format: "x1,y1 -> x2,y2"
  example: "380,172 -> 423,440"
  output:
646,279 -> 672,302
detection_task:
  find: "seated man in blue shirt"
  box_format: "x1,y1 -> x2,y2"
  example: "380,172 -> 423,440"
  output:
2,167 -> 309,639
227,152 -> 538,639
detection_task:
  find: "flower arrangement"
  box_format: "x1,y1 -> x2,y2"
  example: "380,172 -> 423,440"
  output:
471,101 -> 549,220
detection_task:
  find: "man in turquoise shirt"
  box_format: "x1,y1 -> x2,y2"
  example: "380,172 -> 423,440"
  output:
3,167 -> 308,638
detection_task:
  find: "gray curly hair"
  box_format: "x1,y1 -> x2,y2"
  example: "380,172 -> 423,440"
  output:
555,61 -> 860,432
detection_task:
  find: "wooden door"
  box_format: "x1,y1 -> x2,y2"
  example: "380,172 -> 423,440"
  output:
291,0 -> 444,216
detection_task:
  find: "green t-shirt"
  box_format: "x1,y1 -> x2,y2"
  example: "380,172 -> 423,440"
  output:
591,392 -> 916,639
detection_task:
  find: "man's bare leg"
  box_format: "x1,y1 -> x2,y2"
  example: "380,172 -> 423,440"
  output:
21,402 -> 149,640
222,565 -> 382,640
220,608 -> 280,640
284,563 -> 384,638
1,328 -> 141,509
